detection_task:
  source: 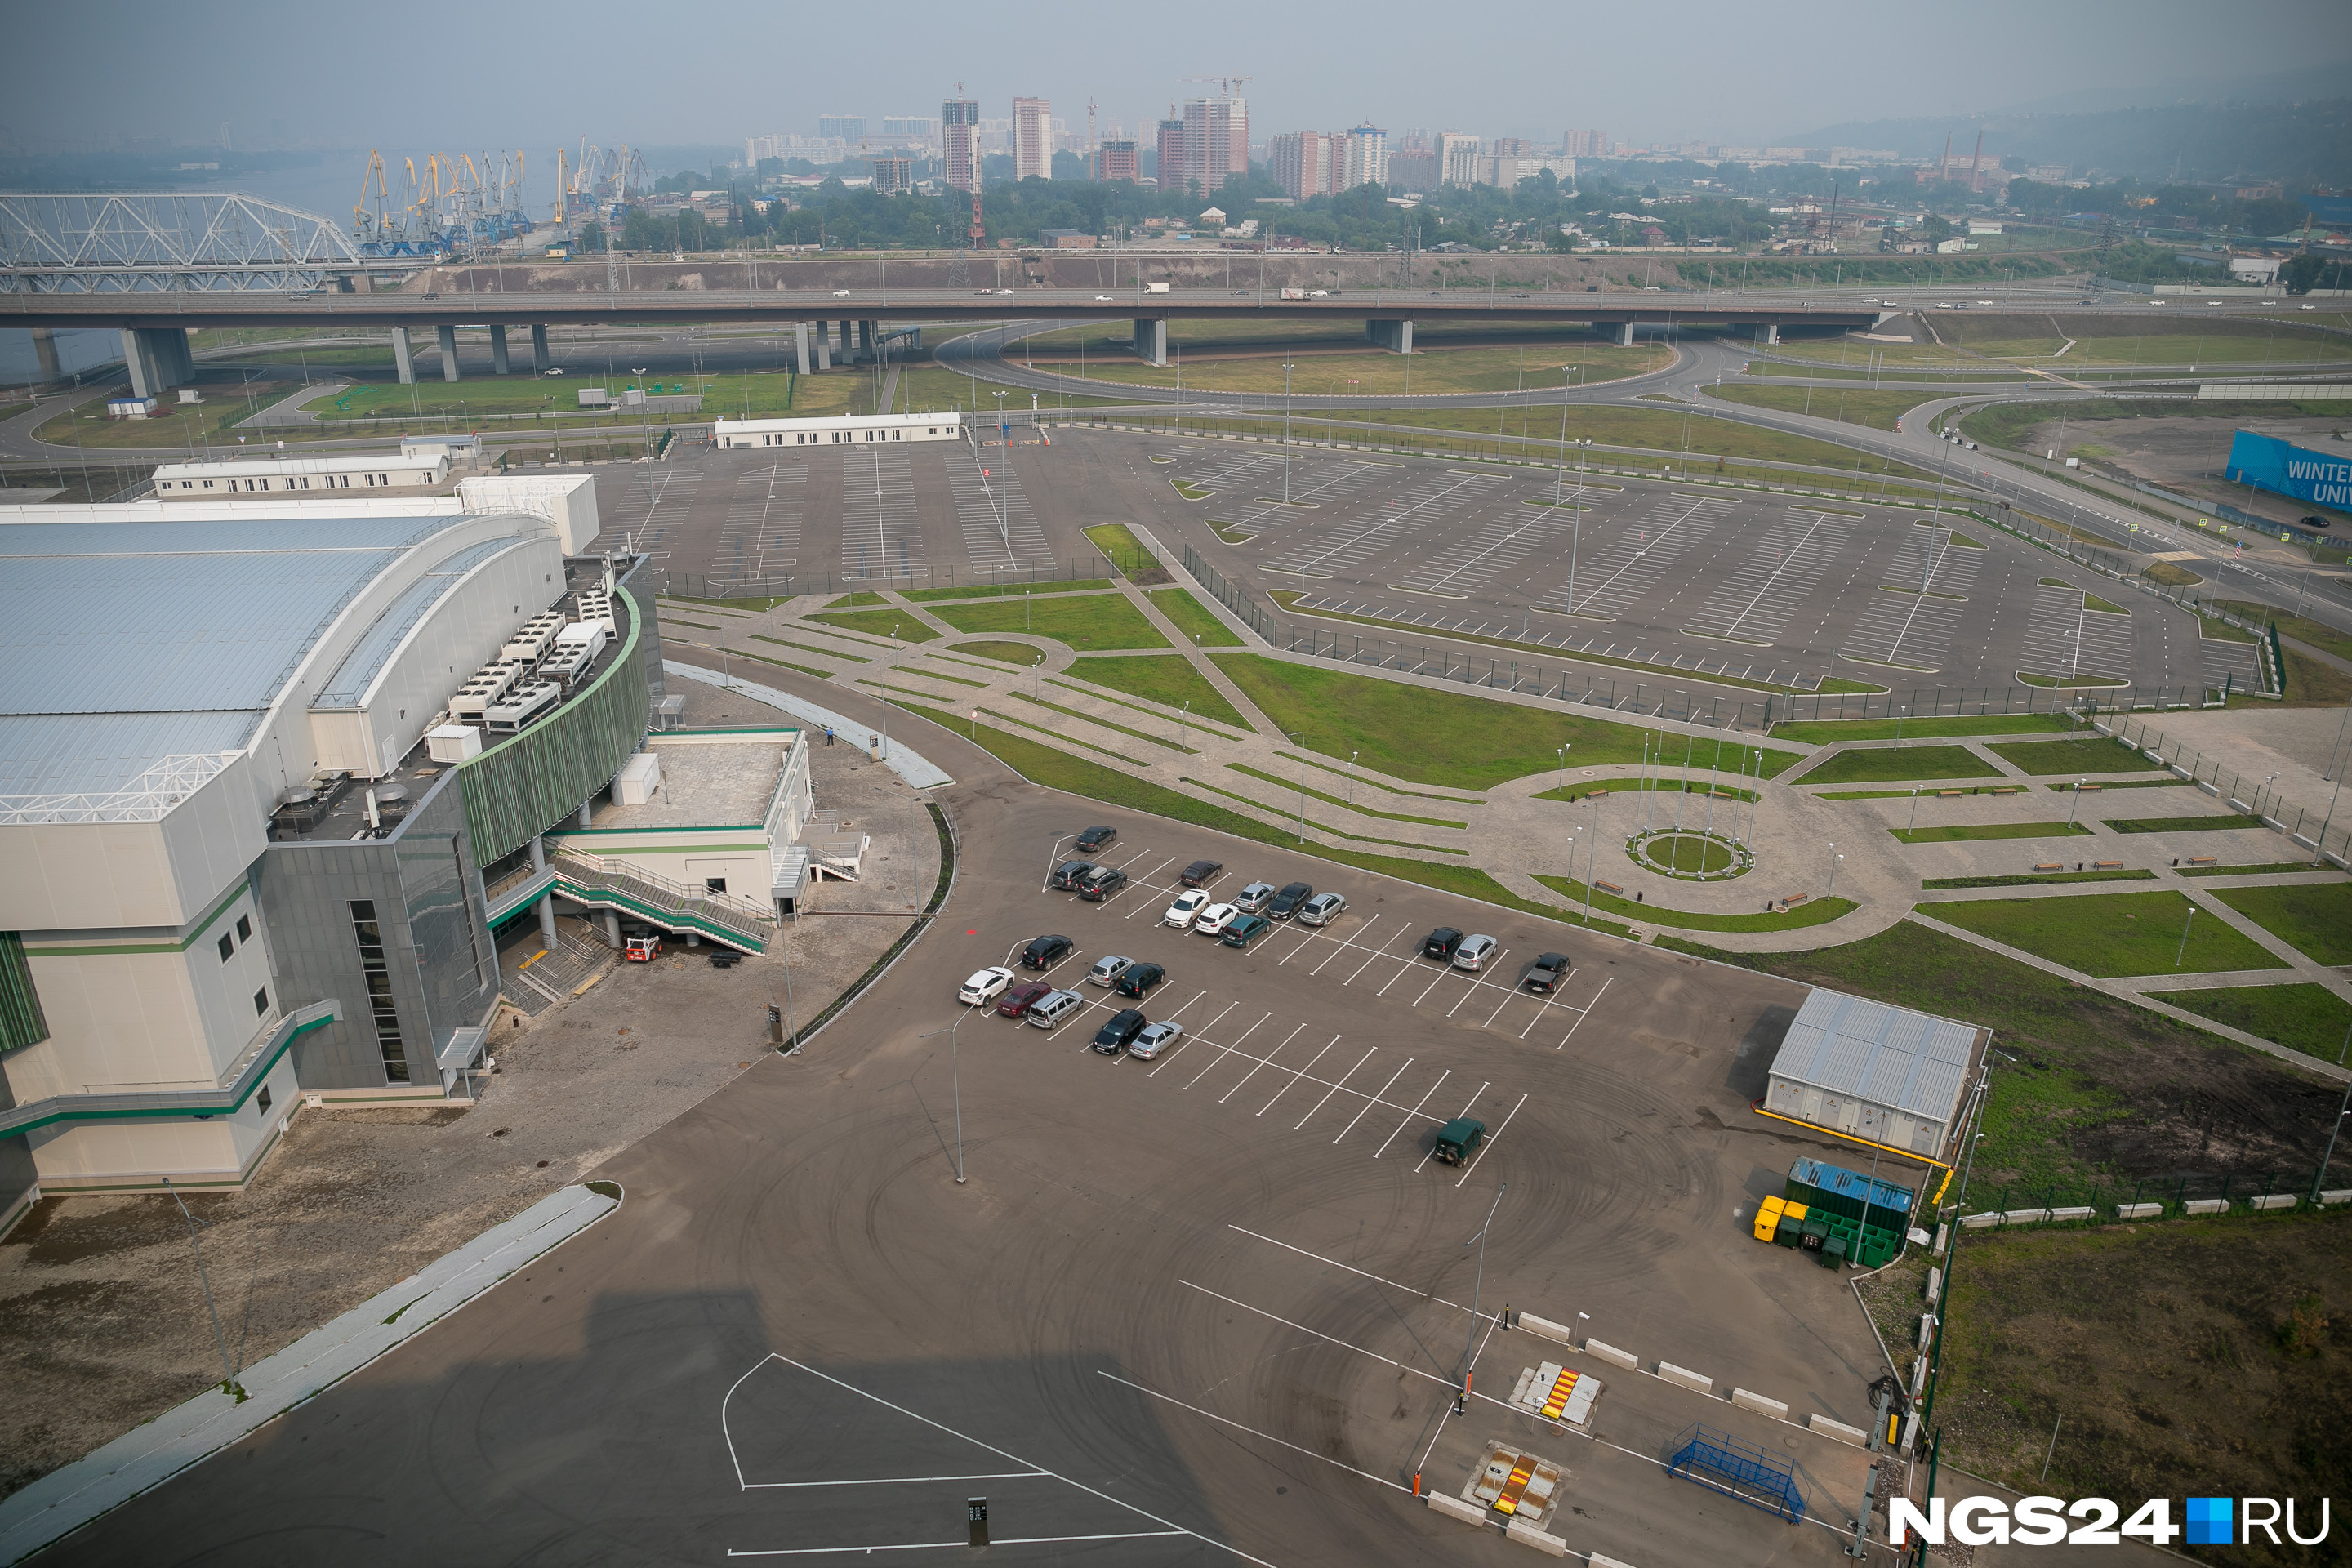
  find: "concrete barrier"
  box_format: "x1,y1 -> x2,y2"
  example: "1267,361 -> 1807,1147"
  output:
2047,1205 -> 2096,1222
1917,1312 -> 1936,1346
1958,1212 -> 2001,1229
1590,1557 -> 1640,1568
1731,1388 -> 1789,1419
2184,1197 -> 2230,1215
2001,1208 -> 2051,1225
2250,1194 -> 2297,1211
1655,1361 -> 1714,1395
2116,1202 -> 2163,1219
1505,1521 -> 1569,1557
1808,1413 -> 1869,1446
1583,1339 -> 1640,1370
1517,1312 -> 1576,1347
1427,1493 -> 1486,1526
1922,1266 -> 1941,1302
1934,1223 -> 1949,1254
2319,1190 -> 2352,1207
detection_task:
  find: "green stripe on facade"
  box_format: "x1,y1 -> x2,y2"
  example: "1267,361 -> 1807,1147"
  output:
0,933 -> 50,1054
20,882 -> 247,960
0,1013 -> 332,1135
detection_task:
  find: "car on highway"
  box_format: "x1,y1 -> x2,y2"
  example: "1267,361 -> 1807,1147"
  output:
1092,1008 -> 1148,1055
1234,880 -> 1276,914
832,289 -> 851,296
1522,952 -> 1570,993
1113,962 -> 1166,999
1425,291 -> 1442,296
2207,300 -> 2225,305
1423,927 -> 1464,960
1049,860 -> 1097,891
959,967 -> 1017,1005
1221,913 -> 1273,950
995,288 -> 1013,296
1076,825 -> 1119,853
1165,889 -> 1211,928
1267,881 -> 1315,920
1451,934 -> 1498,973
1087,954 -> 1134,987
1021,934 -> 1075,969
1309,289 -> 1329,297
996,981 -> 1055,1018
1297,892 -> 1348,927
1077,865 -> 1129,902
1027,990 -> 1083,1030
1192,902 -> 1240,936
1512,292 -> 1531,299
1094,295 -> 1114,301
1179,859 -> 1223,888
2148,299 -> 2166,305
1129,1020 -> 1183,1060
542,368 -> 565,376
2302,515 -> 2332,530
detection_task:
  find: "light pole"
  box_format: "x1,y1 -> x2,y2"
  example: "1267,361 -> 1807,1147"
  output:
1459,1183 -> 1508,1411
1290,733 -> 1308,844
2308,1067 -> 2352,1205
1907,784 -> 1922,836
916,1012 -> 974,1184
1179,698 -> 1192,753
1895,704 -> 1909,746
1557,743 -> 1569,794
2174,902 -> 2197,968
1281,362 -> 1296,502
1825,844 -> 1841,901
1348,750 -> 1360,808
2068,777 -> 2089,828
162,1178 -> 236,1385
2314,761 -> 2345,870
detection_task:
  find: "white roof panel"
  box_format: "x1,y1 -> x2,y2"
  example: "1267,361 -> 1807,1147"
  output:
1767,987 -> 1977,1124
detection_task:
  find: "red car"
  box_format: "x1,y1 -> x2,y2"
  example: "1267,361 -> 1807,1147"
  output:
996,980 -> 1055,1018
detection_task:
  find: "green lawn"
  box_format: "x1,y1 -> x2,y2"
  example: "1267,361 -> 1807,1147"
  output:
1769,714 -> 2075,743
2101,814 -> 2265,834
825,592 -> 888,608
1702,384 -> 1934,431
2209,882 -> 2352,967
1892,821 -> 2094,843
1007,690 -> 1194,754
803,608 -> 938,643
932,594 -> 1169,651
948,639 -> 1044,666
1147,588 -> 1243,648
2177,861 -> 2334,878
1532,875 -> 1857,932
898,580 -> 1113,603
748,633 -> 866,664
2144,982 -> 2352,1060
1924,871 -> 2154,889
1797,744 -> 2001,785
1081,523 -> 1159,570
1064,654 -> 1250,730
1227,764 -> 1468,828
1920,890 -> 2288,978
1985,737 -> 2159,776
2214,602 -> 2352,665
1209,653 -> 1799,789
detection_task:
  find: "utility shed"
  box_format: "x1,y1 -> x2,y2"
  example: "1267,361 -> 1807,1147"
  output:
1763,989 -> 1980,1158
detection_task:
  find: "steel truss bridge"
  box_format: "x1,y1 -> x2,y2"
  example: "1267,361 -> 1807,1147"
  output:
0,193 -> 398,293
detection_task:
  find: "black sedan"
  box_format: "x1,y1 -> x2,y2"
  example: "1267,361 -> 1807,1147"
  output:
1021,934 -> 1074,969
1178,859 -> 1223,888
1112,962 -> 1166,999
1267,881 -> 1314,920
1092,1008 -> 1148,1054
1423,927 -> 1464,960
1076,825 -> 1119,853
1522,952 -> 1571,993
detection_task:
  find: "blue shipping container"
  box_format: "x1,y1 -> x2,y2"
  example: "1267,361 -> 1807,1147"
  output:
1788,1157 -> 1913,1220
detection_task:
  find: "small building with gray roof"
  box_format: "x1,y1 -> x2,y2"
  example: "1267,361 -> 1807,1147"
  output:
1763,988 -> 1981,1160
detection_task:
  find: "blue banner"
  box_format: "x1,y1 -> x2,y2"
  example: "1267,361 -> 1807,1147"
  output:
2225,430 -> 2352,510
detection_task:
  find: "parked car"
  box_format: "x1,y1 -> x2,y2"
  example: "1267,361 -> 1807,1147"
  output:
1113,962 -> 1165,999
1077,865 -> 1129,902
1432,1117 -> 1486,1166
1049,859 -> 1097,891
1234,880 -> 1276,914
1192,902 -> 1241,936
1021,934 -> 1074,970
1423,927 -> 1464,960
1267,881 -> 1315,920
1165,889 -> 1211,928
1522,953 -> 1570,994
1092,1008 -> 1148,1054
959,967 -> 1016,1005
1087,954 -> 1134,987
1130,1020 -> 1183,1060
1221,913 -> 1273,950
996,981 -> 1054,1018
1298,892 -> 1348,927
1076,825 -> 1119,852
1026,990 -> 1084,1030
1179,859 -> 1223,888
1451,934 -> 1498,973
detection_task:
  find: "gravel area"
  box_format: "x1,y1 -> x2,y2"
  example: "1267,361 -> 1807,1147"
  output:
0,678 -> 937,1501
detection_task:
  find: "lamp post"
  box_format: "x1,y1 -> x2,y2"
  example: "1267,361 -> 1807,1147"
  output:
1825,844 -> 1841,901
2175,902 -> 2197,968
2068,777 -> 2088,828
916,1012 -> 974,1184
1290,733 -> 1308,844
162,1178 -> 237,1384
1178,698 -> 1192,753
1895,704 -> 1909,746
1459,1183 -> 1508,1412
1281,362 -> 1296,502
2314,760 -> 2346,870
1907,784 -> 1922,837
1557,743 -> 1569,794
1348,750 -> 1360,808
2308,1067 -> 2352,1205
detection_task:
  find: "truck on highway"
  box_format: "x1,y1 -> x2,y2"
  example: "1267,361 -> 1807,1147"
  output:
1279,287 -> 1308,300
1143,281 -> 1169,294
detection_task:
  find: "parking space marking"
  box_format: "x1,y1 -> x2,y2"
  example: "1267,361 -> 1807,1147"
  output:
1307,914 -> 1383,974
1145,1000 -> 1235,1075
1406,960 -> 1458,1007
1332,1058 -> 1414,1143
1452,1092 -> 1526,1187
1291,1046 -> 1378,1131
1353,925 -> 1426,987
1414,1084 -> 1488,1172
1557,976 -> 1613,1049
1219,1022 -> 1308,1102
1254,1034 -> 1341,1116
1444,951 -> 1508,1017
743,1471 -> 1047,1490
1515,969 -> 1576,1039
1096,1370 -> 1408,1500
1375,1070 -> 1450,1158
1184,1011 -> 1272,1088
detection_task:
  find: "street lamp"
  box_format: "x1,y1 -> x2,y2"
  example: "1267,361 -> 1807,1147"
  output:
1348,750 -> 1360,807
1895,705 -> 1909,747
1459,1183 -> 1508,1412
916,1012 -> 975,1184
1907,784 -> 1922,836
1825,843 -> 1842,900
2068,777 -> 2088,828
1281,362 -> 1297,502
2174,902 -> 2197,968
1290,732 -> 1308,844
1178,698 -> 1192,753
1557,743 -> 1570,794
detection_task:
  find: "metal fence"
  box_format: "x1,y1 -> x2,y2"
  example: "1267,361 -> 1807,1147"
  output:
654,556 -> 1129,602
1963,1165 -> 2350,1223
1769,684 -> 2217,724
2089,711 -> 2352,869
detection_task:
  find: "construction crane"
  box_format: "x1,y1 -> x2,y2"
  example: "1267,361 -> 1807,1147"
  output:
354,149 -> 394,250
1182,74 -> 1253,99
554,146 -> 569,223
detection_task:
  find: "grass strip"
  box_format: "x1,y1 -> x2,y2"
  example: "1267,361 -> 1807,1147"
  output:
2044,778 -> 2189,791
2207,882 -> 2352,966
1769,714 -> 2075,742
824,591 -> 887,608
1227,764 -> 1469,828
754,633 -> 869,664
931,594 -> 1169,651
1538,781 -> 1755,804
665,617 -> 724,631
1147,587 -> 1245,648
896,663 -> 988,688
859,678 -> 972,703
804,608 -> 939,643
1172,479 -> 1210,500
1797,743 -> 2001,785
1532,875 -> 1858,932
735,649 -> 834,680
947,639 -> 1044,666
899,580 -> 1111,603
890,694 -> 1144,766
1007,688 -> 1197,754
1986,737 -> 2158,776
2142,982 -> 2352,1059
1273,750 -> 1483,804
1919,889 -> 2288,977
2102,815 -> 2265,834
1181,777 -> 1468,853
1064,653 -> 1251,730
1045,676 -> 1250,744
2176,861 -> 2337,878
1923,871 -> 2154,889
1892,821 -> 2095,843
1082,523 -> 1159,569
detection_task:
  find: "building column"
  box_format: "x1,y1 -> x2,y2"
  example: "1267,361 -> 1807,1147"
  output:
392,325 -> 416,384
577,800 -> 593,829
1613,321 -> 1636,347
490,324 -> 510,375
1132,318 -> 1167,368
602,910 -> 621,947
530,834 -> 546,871
537,893 -> 558,947
437,323 -> 461,382
795,322 -> 812,375
530,323 -> 550,372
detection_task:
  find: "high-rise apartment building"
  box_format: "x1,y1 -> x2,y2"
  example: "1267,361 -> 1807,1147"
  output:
1435,131 -> 1481,189
1012,97 -> 1052,180
1095,139 -> 1139,183
942,96 -> 982,191
1563,129 -> 1611,158
1271,131 -> 1336,200
1180,97 -> 1249,196
1156,114 -> 1184,189
1342,125 -> 1387,190
868,156 -> 912,195
817,115 -> 866,142
880,116 -> 935,141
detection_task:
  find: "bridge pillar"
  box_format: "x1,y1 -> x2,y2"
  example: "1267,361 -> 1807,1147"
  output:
1613,321 -> 1636,347
795,322 -> 811,375
816,327 -> 832,371
490,324 -> 510,375
1365,318 -> 1414,354
31,328 -> 61,382
530,323 -> 550,372
602,910 -> 621,948
120,327 -> 193,399
391,325 -> 416,384
437,323 -> 461,382
1745,322 -> 1778,345
1133,318 -> 1167,367
858,320 -> 874,352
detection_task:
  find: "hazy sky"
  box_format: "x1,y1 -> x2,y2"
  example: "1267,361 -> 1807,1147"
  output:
11,0 -> 2350,156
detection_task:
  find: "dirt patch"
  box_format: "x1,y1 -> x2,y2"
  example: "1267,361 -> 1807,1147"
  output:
1935,1216 -> 2349,1566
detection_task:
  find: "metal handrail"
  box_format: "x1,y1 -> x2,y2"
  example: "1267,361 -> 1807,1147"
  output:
550,849 -> 775,944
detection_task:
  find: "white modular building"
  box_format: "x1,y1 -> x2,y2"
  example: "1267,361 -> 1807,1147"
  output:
1763,988 -> 1981,1159
713,412 -> 963,449
153,452 -> 451,498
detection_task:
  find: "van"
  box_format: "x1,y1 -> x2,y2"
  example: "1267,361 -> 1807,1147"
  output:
1432,1117 -> 1486,1165
1220,913 -> 1272,950
1144,281 -> 1170,294
1078,865 -> 1129,902
1027,990 -> 1084,1030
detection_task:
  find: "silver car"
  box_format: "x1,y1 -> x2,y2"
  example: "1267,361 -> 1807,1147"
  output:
1451,934 -> 1498,973
1088,955 -> 1134,987
1130,1020 -> 1184,1061
1234,880 -> 1276,914
1297,892 -> 1348,927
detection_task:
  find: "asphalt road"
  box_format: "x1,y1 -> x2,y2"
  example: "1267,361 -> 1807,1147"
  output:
39,670 -> 1910,1568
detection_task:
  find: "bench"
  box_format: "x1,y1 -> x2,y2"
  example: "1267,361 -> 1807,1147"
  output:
2186,855 -> 2217,866
1992,786 -> 2023,795
1594,880 -> 1626,897
2076,782 -> 2103,793
1782,893 -> 1809,906
1938,790 -> 1965,799
2093,861 -> 2123,871
2033,862 -> 2065,874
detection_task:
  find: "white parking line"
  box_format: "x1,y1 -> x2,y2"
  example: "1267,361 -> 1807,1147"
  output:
1332,1057 -> 1414,1144
1407,962 -> 1457,1007
1414,1083 -> 1488,1172
1445,951 -> 1507,1017
1255,1034 -> 1340,1116
1348,925 -> 1419,987
1184,1011 -> 1271,1088
1374,1070 -> 1450,1157
1454,1092 -> 1527,1187
1292,1046 -> 1379,1131
1309,914 -> 1383,974
1558,976 -> 1613,1049
1517,966 -> 1576,1039
1219,1022 -> 1307,1102
1146,1000 -> 1235,1076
